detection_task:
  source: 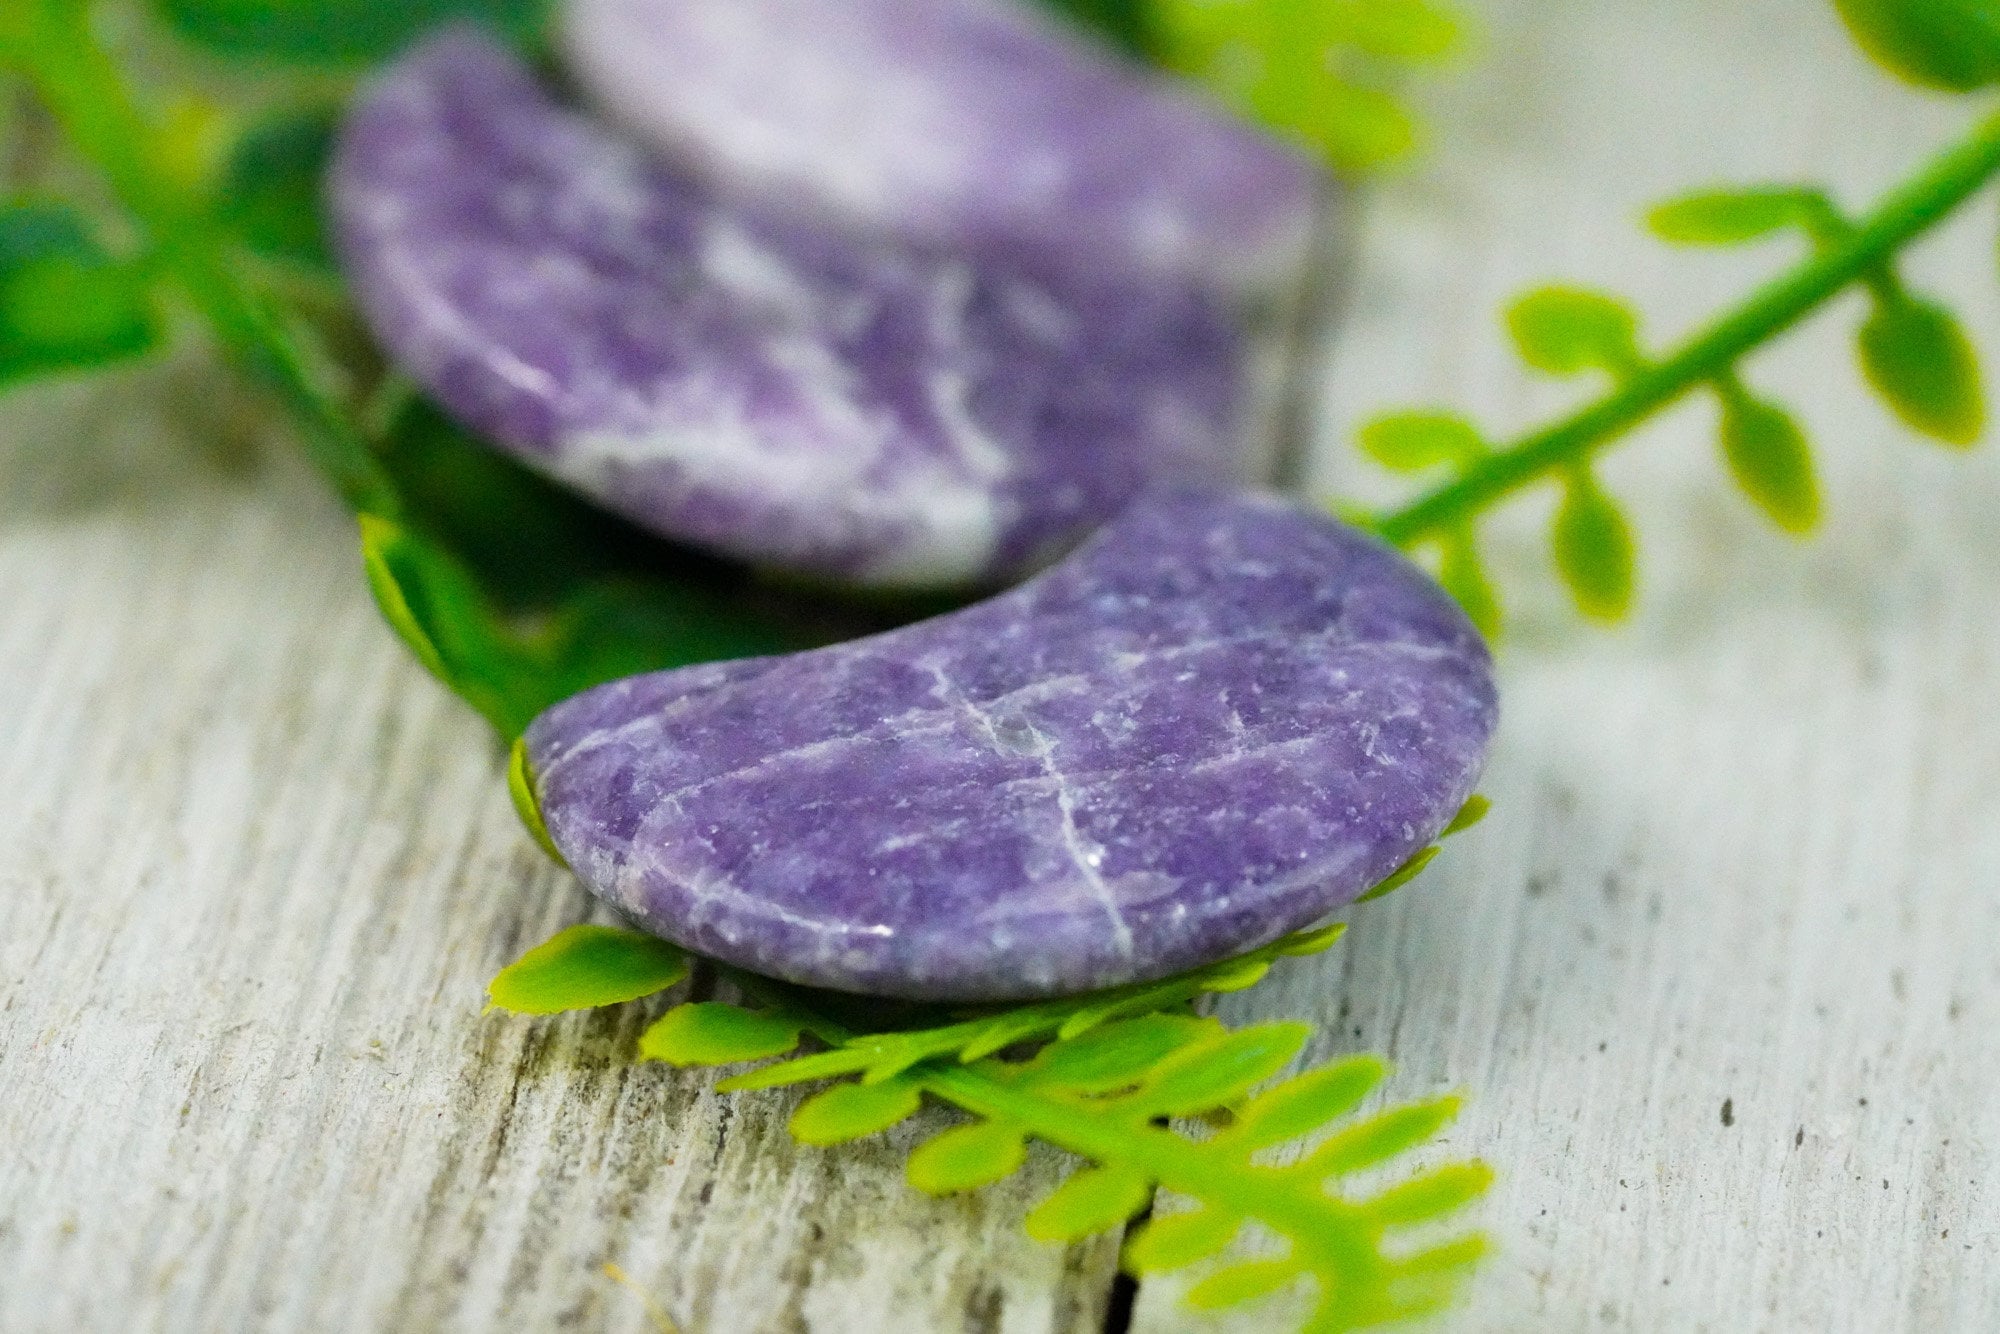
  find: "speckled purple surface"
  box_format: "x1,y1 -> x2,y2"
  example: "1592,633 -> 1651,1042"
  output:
525,490 -> 1498,1001
561,0 -> 1323,300
329,31 -> 1250,588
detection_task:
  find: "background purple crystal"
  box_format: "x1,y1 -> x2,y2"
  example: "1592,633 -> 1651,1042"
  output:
329,31 -> 1252,588
562,0 -> 1324,302
526,490 -> 1498,1001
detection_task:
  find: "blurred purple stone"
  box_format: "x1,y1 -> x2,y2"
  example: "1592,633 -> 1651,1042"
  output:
330,31 -> 1252,586
561,0 -> 1323,302
525,490 -> 1497,1001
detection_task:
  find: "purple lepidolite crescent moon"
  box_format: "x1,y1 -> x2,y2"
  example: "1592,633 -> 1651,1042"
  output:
329,30 -> 1252,588
560,0 -> 1323,301
524,490 -> 1498,1002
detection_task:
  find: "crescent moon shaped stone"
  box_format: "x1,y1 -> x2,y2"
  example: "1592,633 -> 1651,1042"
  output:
329,31 -> 1250,588
560,0 -> 1322,300
524,490 -> 1498,1002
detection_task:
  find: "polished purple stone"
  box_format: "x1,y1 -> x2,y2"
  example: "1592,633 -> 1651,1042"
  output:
329,31 -> 1251,588
561,0 -> 1322,301
525,490 -> 1498,1001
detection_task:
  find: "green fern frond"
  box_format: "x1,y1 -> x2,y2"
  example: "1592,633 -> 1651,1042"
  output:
487,794 -> 1495,1332
1359,82 -> 2000,626
1151,0 -> 1466,173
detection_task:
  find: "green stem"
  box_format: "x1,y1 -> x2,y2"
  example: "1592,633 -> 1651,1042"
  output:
11,0 -> 400,518
1371,107 -> 2000,548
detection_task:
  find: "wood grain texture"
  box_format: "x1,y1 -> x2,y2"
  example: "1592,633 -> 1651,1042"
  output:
3,0 -> 1998,1331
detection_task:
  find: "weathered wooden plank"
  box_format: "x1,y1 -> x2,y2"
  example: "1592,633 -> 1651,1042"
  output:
1136,0 -> 2000,1329
10,0 -> 2000,1329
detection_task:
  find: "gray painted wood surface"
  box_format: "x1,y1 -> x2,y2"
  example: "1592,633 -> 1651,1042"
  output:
3,1 -> 1997,1331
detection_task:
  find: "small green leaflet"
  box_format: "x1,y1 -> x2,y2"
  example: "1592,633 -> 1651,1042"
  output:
1357,411 -> 1485,472
1507,286 -> 1644,377
358,512 -> 529,735
486,923 -> 688,1014
640,1002 -> 807,1066
1443,792 -> 1492,835
1024,1163 -> 1152,1241
790,1078 -> 924,1146
1714,379 -> 1820,534
1359,791 -> 1488,903
1857,293 -> 1985,446
507,738 -> 566,865
0,200 -> 159,389
1226,1052 -> 1387,1149
1354,845 -> 1437,903
1437,528 -> 1502,640
1646,188 -> 1820,246
1021,1013 -> 1221,1094
156,0 -> 551,65
1130,1021 -> 1310,1117
1152,0 -> 1463,173
1185,1259 -> 1298,1310
1124,1204 -> 1240,1272
1833,0 -> 2000,92
1552,469 -> 1636,621
907,1120 -> 1028,1194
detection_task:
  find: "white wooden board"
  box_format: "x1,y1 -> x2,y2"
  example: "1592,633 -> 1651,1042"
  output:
3,1 -> 1998,1331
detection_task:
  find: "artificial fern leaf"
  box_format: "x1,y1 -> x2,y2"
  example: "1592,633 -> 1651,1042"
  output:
1024,1164 -> 1153,1241
1124,1205 -> 1244,1273
1551,470 -> 1637,619
358,514 -> 529,736
640,1002 -> 805,1065
486,874 -> 1490,1330
1332,0 -> 1461,61
1391,1233 -> 1488,1280
1305,1096 -> 1463,1176
1024,1014 -> 1221,1094
1443,792 -> 1492,835
1833,0 -> 2000,91
1133,1022 -> 1312,1116
1646,188 -> 1814,246
1358,1162 -> 1494,1225
1507,286 -> 1643,376
1716,382 -> 1820,533
507,738 -> 566,864
1152,0 -> 1462,173
714,924 -> 1346,1095
1358,411 -> 1486,472
907,1120 -> 1027,1194
790,1077 -> 923,1145
1437,530 -> 1502,640
1355,844 -> 1439,902
1186,1258 -> 1303,1310
1226,1053 -> 1389,1150
486,924 -> 687,1014
1857,293 -> 1985,445
1275,923 -> 1349,957
1195,955 -> 1276,992
716,1047 -> 876,1093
